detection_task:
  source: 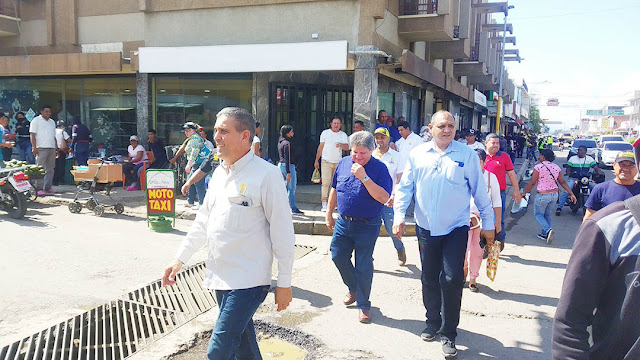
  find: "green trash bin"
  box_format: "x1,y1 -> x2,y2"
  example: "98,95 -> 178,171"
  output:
64,157 -> 76,185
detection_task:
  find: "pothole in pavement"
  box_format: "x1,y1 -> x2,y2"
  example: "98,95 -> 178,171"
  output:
167,320 -> 380,360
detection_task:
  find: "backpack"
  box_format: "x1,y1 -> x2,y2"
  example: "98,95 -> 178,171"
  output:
624,195 -> 640,225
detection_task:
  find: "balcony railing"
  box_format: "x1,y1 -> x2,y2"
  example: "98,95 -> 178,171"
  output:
399,0 -> 438,16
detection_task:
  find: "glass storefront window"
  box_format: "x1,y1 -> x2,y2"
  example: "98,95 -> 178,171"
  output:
377,93 -> 395,119
155,76 -> 252,145
0,76 -> 136,155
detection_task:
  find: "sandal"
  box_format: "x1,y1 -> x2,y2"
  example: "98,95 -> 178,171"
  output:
469,283 -> 479,292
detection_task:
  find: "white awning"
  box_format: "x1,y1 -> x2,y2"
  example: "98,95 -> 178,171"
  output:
138,40 -> 349,73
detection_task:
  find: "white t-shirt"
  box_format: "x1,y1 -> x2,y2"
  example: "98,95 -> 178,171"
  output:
396,132 -> 425,159
319,129 -> 348,163
55,128 -> 70,148
470,171 -> 501,214
466,141 -> 485,151
252,135 -> 261,146
372,148 -> 405,193
30,115 -> 57,149
128,144 -> 149,165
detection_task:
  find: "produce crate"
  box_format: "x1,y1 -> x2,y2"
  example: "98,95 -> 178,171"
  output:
71,163 -> 123,183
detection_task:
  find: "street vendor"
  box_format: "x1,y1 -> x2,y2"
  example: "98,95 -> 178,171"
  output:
122,135 -> 148,191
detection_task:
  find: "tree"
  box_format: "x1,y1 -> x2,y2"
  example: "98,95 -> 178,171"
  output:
529,99 -> 543,133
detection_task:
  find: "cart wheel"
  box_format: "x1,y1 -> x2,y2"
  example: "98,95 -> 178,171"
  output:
68,202 -> 82,214
114,203 -> 124,215
94,205 -> 105,217
86,199 -> 97,210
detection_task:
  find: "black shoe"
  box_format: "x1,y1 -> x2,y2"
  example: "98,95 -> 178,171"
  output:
441,338 -> 458,358
420,327 -> 438,341
292,209 -> 304,215
555,209 -> 561,216
537,233 -> 546,241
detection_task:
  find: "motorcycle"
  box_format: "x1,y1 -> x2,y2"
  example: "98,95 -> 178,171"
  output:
568,176 -> 593,215
0,167 -> 31,219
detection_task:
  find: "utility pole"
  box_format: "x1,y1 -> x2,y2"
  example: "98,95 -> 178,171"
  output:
495,5 -> 514,135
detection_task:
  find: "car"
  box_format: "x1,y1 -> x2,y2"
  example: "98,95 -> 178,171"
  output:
598,135 -> 625,147
567,139 -> 599,161
599,141 -> 633,167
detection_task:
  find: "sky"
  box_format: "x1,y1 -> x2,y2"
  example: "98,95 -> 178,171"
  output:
500,0 -> 640,131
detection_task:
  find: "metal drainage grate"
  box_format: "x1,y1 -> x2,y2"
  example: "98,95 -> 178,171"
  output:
1,244 -> 317,360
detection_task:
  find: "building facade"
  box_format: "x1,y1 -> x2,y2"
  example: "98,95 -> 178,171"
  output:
0,0 -> 519,181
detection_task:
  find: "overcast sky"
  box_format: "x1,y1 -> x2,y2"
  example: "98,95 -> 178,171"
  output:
501,0 -> 640,130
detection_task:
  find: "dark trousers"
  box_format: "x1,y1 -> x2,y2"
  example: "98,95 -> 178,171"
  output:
207,285 -> 269,360
330,214 -> 381,311
1,147 -> 12,162
418,225 -> 469,341
74,142 -> 90,166
122,162 -> 143,186
53,153 -> 67,185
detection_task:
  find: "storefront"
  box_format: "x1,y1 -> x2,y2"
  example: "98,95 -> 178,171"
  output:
0,76 -> 137,154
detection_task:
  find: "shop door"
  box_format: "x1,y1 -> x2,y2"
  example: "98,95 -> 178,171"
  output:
269,84 -> 354,184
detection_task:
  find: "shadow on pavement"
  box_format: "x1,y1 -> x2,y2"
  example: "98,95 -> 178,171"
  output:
500,254 -> 567,270
479,286 -> 558,310
374,264 -> 421,279
369,306 -> 425,336
0,215 -> 54,228
292,286 -> 333,309
457,322 -> 549,360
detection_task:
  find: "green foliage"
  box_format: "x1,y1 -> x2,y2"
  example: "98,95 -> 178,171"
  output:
529,99 -> 543,133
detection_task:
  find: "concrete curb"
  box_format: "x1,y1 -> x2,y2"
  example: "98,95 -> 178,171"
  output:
506,158 -> 531,212
36,196 -> 416,237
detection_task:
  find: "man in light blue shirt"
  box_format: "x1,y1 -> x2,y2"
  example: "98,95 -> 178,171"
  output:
393,110 -> 495,358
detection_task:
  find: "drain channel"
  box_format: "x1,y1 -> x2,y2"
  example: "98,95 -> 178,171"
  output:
1,244 -> 316,360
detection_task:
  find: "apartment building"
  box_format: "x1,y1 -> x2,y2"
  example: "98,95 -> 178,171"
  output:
0,0 -> 519,181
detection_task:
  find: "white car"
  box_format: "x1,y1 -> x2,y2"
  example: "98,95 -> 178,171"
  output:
599,141 -> 633,167
598,135 -> 625,147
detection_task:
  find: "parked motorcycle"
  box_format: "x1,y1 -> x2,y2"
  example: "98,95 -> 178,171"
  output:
0,167 -> 31,219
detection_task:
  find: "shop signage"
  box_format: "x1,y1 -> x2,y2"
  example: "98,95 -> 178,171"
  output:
146,169 -> 176,228
586,109 -> 603,116
607,110 -> 624,116
487,100 -> 498,116
474,90 -> 487,107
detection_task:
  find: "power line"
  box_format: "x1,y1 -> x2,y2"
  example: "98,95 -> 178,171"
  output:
510,4 -> 640,21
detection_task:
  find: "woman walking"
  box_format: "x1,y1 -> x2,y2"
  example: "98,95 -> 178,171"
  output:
464,149 -> 502,292
278,125 -> 302,214
521,149 -> 576,244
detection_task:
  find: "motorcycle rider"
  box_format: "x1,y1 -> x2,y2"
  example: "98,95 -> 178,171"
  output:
556,145 -> 602,216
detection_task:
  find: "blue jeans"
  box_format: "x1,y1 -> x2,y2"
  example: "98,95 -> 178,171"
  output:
381,206 -> 404,251
207,285 -> 269,360
17,141 -> 35,164
187,164 -> 207,205
534,192 -> 558,235
74,142 -> 90,166
558,177 -> 595,210
417,225 -> 469,341
330,214 -> 382,311
278,163 -> 299,211
527,148 -> 537,161
498,190 -> 507,243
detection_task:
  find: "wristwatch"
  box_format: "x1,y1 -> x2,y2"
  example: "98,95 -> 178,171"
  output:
362,175 -> 370,182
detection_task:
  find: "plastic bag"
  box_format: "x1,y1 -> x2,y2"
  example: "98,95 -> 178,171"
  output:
311,168 -> 321,184
511,193 -> 530,214
486,241 -> 501,281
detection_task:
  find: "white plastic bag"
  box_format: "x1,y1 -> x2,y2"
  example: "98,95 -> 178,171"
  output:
511,193 -> 530,214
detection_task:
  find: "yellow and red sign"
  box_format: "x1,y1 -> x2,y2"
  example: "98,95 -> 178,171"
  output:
147,188 -> 175,214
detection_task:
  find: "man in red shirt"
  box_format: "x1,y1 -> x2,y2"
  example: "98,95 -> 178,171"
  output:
484,133 -> 522,248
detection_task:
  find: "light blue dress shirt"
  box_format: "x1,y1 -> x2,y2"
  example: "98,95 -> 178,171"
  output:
394,140 -> 495,236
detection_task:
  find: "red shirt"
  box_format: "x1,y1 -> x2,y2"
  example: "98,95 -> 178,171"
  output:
484,151 -> 514,191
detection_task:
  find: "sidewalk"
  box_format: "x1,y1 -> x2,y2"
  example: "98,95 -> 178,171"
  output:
36,157 -> 528,236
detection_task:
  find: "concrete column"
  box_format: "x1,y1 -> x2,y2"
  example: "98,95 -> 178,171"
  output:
252,73 -> 270,156
414,41 -> 427,60
136,73 -> 152,144
423,90 -> 435,126
353,45 -> 379,132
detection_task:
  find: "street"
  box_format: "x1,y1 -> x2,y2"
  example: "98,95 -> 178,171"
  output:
0,152 -> 615,359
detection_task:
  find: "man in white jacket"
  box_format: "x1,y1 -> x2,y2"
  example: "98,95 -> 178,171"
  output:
162,107 -> 295,360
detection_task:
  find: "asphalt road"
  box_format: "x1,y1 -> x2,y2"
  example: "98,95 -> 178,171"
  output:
0,150 -> 616,359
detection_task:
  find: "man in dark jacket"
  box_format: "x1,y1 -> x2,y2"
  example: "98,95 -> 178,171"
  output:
552,139 -> 640,359
277,124 -> 301,214
71,118 -> 92,166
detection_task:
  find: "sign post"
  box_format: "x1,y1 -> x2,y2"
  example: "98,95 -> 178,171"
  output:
146,169 -> 177,232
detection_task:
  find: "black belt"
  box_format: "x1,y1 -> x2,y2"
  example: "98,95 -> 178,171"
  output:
341,214 -> 374,223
